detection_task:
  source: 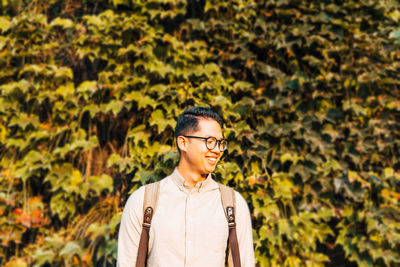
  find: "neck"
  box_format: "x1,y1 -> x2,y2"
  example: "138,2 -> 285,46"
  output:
177,161 -> 208,187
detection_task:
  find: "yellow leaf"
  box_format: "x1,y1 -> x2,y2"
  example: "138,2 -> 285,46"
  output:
77,81 -> 97,94
280,153 -> 302,164
5,258 -> 27,267
0,16 -> 11,33
384,167 -> 394,178
389,9 -> 400,22
150,109 -> 174,132
56,82 -> 75,98
348,171 -> 358,183
381,188 -> 390,199
251,161 -> 261,175
72,170 -> 82,185
0,124 -> 7,142
348,171 -> 370,188
50,18 -> 74,29
280,153 -> 293,163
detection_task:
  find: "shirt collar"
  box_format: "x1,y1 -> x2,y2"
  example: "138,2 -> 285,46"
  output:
171,168 -> 217,193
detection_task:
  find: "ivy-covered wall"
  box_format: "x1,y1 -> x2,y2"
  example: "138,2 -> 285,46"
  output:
1,0 -> 399,266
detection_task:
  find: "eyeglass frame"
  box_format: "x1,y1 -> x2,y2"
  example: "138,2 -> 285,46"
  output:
182,135 -> 228,152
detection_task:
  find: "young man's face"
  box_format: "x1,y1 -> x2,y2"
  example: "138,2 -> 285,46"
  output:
182,118 -> 224,175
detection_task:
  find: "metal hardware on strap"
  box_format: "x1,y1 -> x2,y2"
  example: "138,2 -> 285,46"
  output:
143,207 -> 153,229
226,206 -> 236,228
219,183 -> 241,266
144,207 -> 153,224
136,182 -> 160,267
226,206 -> 241,267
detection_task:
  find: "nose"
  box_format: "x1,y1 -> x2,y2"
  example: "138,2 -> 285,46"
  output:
211,143 -> 222,153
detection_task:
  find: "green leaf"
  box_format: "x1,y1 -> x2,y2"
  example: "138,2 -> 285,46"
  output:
109,212 -> 122,234
59,241 -> 84,260
212,95 -> 231,108
126,91 -> 157,109
9,113 -> 39,130
82,104 -> 101,117
389,28 -> 400,43
43,234 -> 64,249
50,18 -> 75,29
149,109 -> 175,132
0,80 -> 29,95
126,124 -> 147,139
205,63 -> 220,74
233,81 -> 253,92
256,62 -> 283,77
284,256 -> 302,267
32,249 -> 55,267
104,100 -> 124,116
87,222 -> 107,236
77,81 -> 98,94
50,194 -> 76,220
278,219 -> 291,237
89,174 -> 114,195
55,82 -> 75,99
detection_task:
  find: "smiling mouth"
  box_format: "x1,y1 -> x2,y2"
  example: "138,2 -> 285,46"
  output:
206,157 -> 218,164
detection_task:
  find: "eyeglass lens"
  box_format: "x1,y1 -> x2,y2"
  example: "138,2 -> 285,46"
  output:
206,137 -> 227,151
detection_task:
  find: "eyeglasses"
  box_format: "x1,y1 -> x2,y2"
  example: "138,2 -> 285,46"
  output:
183,136 -> 228,152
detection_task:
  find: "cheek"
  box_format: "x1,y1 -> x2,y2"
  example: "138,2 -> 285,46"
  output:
187,144 -> 207,160
193,144 -> 208,158
197,147 -> 208,157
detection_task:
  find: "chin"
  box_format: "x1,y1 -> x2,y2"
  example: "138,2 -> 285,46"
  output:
206,166 -> 216,173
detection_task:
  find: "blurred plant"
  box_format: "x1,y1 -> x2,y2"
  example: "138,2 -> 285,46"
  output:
0,0 -> 399,266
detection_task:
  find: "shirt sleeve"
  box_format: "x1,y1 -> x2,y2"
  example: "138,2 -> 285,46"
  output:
228,191 -> 255,267
117,186 -> 145,267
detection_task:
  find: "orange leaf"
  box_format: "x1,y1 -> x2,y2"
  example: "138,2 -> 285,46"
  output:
30,209 -> 43,226
14,208 -> 22,216
19,213 -> 31,228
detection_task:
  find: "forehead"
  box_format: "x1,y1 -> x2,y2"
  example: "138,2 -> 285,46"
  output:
194,119 -> 223,138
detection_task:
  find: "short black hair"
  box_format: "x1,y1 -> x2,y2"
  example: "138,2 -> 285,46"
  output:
174,107 -> 224,153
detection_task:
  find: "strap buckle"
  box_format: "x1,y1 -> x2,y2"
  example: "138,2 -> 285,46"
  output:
143,207 -> 153,226
226,206 -> 236,228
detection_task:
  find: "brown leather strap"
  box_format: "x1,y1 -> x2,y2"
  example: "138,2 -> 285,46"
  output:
227,206 -> 241,267
136,182 -> 160,267
136,207 -> 153,267
137,182 -> 241,266
219,183 -> 241,267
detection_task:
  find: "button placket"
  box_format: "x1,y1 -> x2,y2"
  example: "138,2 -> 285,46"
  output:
184,189 -> 191,266
185,189 -> 197,266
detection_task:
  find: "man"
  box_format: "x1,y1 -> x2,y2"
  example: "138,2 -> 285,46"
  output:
117,107 -> 255,266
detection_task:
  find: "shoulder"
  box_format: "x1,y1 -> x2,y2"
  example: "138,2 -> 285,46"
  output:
234,190 -> 247,204
123,185 -> 146,215
124,178 -> 168,211
233,190 -> 251,215
216,183 -> 250,210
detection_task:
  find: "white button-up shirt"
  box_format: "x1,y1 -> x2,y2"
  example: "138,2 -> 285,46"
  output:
117,168 -> 255,267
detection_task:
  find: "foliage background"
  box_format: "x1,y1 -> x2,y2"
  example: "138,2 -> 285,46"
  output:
1,0 -> 400,266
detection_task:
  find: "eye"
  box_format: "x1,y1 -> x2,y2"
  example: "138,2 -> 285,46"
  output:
220,140 -> 228,150
207,137 -> 216,145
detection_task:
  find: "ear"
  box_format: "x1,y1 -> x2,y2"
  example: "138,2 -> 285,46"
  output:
177,136 -> 188,152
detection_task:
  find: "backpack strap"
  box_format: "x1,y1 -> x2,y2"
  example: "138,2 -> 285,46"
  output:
136,181 -> 160,267
218,183 -> 242,267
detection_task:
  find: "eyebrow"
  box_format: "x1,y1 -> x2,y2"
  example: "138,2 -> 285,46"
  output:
206,135 -> 225,139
